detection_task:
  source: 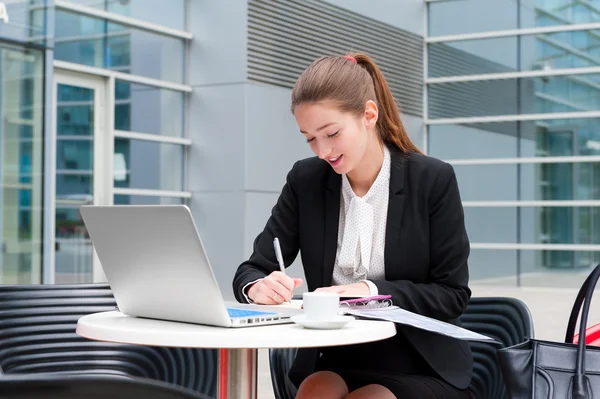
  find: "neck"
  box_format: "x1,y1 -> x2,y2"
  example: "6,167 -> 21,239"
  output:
347,140 -> 384,197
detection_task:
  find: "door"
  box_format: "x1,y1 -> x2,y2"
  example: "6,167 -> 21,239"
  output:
53,71 -> 110,283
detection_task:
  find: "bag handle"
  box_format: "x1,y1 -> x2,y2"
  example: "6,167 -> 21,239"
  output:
565,264 -> 600,399
565,266 -> 599,343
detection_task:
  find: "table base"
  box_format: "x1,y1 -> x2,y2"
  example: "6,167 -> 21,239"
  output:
218,348 -> 257,399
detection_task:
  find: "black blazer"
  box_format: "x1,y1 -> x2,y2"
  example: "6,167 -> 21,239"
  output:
232,149 -> 473,389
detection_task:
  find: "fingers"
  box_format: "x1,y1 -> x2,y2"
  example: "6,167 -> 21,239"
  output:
249,279 -> 290,305
263,277 -> 293,302
267,271 -> 300,301
269,271 -> 295,290
249,283 -> 281,305
247,280 -> 277,305
246,272 -> 303,305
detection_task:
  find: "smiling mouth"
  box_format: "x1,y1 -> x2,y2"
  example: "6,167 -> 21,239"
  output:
328,155 -> 343,166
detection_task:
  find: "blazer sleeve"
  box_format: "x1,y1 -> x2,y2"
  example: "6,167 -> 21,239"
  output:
372,162 -> 471,321
232,161 -> 301,303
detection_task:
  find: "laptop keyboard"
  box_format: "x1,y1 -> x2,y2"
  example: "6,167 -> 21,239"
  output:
227,308 -> 276,318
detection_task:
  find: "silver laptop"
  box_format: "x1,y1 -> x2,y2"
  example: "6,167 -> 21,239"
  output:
79,205 -> 298,328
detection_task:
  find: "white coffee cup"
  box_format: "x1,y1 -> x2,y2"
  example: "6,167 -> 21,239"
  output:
302,292 -> 340,320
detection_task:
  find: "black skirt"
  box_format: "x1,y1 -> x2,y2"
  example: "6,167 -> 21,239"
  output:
315,333 -> 473,398
319,368 -> 473,398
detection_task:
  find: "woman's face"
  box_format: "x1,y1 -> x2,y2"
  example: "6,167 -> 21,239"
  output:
294,101 -> 378,175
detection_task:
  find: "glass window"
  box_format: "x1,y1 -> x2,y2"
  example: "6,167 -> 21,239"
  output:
0,44 -> 44,284
428,0 -> 526,36
113,138 -> 184,192
454,162 -> 600,202
114,80 -> 184,137
114,195 -> 185,205
428,118 -> 600,160
464,206 -> 600,247
428,30 -> 600,78
429,0 -> 600,37
428,122 -> 534,159
428,75 -> 600,119
469,249 -> 595,287
59,0 -> 186,31
54,83 -> 97,284
0,0 -> 47,43
54,10 -> 184,83
428,0 -> 600,290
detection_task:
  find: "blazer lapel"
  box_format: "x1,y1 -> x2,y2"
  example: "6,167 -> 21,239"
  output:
322,169 -> 341,287
385,151 -> 407,275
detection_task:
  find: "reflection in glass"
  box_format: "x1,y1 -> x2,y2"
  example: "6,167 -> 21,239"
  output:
428,0 -> 600,286
429,118 -> 600,160
55,0 -> 186,31
469,249 -> 598,288
429,27 -> 600,77
465,206 -> 600,245
0,45 -> 44,284
114,81 -> 184,137
455,162 -> 600,202
55,84 -> 95,284
54,10 -> 184,83
114,139 -> 184,192
429,0 -> 600,37
428,75 -> 600,119
114,195 -> 184,205
0,1 -> 47,44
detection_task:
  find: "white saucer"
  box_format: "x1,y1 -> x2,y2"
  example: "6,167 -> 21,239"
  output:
291,314 -> 354,330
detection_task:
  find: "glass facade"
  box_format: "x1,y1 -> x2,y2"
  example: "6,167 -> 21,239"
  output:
54,10 -> 185,82
0,1 -> 46,44
114,80 -> 184,137
427,0 -> 600,287
58,0 -> 187,31
54,82 -> 95,283
113,138 -> 184,192
0,0 -> 190,285
0,43 -> 45,284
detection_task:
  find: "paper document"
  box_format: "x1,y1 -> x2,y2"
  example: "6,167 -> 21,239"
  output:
345,307 -> 497,343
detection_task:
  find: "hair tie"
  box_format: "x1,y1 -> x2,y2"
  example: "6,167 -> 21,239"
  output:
342,55 -> 357,64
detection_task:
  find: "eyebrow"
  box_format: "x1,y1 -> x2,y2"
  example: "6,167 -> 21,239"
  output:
300,122 -> 335,134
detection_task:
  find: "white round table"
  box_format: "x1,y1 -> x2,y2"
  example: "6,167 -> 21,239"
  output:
77,311 -> 396,399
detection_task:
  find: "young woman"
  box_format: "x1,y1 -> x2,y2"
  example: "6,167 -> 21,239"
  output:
232,53 -> 473,399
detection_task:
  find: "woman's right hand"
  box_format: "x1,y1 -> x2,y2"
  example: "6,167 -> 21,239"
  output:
247,271 -> 303,304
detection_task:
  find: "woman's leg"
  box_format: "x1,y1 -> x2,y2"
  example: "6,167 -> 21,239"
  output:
295,371 -> 349,399
344,384 -> 396,399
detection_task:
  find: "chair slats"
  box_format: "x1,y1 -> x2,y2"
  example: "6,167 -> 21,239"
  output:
0,284 -> 217,398
0,374 -> 211,399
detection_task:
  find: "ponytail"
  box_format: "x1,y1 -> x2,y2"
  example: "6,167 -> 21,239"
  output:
351,53 -> 422,154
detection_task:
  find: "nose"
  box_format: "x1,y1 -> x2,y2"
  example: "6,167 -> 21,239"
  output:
315,142 -> 332,160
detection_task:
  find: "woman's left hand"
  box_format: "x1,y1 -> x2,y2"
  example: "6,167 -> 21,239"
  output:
315,282 -> 371,296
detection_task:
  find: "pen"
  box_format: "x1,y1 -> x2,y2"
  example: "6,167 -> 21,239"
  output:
273,237 -> 286,274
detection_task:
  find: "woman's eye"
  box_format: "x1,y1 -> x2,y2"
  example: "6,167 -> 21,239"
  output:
306,137 -> 315,143
327,131 -> 339,138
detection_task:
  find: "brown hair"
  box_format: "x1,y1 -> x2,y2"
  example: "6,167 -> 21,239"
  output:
291,52 -> 421,154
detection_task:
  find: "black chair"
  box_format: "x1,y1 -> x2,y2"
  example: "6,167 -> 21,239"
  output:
461,297 -> 534,399
0,284 -> 217,398
0,374 -> 210,399
269,296 -> 534,399
269,348 -> 298,399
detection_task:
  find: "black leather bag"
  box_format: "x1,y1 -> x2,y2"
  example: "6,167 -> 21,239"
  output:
497,264 -> 600,398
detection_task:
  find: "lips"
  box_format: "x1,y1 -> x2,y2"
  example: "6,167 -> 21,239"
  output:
328,155 -> 343,167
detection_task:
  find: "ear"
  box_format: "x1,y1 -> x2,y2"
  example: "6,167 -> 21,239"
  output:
363,100 -> 378,129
